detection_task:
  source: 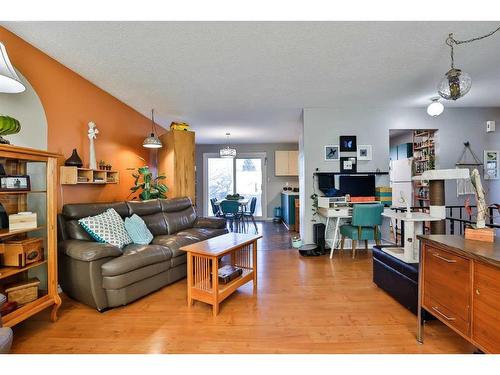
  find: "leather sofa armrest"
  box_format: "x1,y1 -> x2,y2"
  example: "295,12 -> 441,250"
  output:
193,216 -> 227,229
59,240 -> 122,262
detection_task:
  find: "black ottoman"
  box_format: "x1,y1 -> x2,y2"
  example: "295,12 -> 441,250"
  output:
372,245 -> 433,319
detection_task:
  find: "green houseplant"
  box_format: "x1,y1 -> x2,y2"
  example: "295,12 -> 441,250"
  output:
129,166 -> 168,200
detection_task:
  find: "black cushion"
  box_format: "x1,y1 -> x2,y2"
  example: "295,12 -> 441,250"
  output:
372,246 -> 418,282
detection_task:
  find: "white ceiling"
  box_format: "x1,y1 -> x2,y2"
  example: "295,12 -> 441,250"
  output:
3,21 -> 500,144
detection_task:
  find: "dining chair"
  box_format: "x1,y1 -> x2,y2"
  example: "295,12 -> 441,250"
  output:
339,203 -> 384,259
210,198 -> 222,217
243,197 -> 258,233
220,200 -> 243,232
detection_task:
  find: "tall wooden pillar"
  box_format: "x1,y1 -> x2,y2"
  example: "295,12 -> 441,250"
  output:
429,179 -> 446,234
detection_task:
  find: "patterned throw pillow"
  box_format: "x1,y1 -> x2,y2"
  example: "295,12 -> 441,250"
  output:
78,208 -> 132,249
124,214 -> 154,245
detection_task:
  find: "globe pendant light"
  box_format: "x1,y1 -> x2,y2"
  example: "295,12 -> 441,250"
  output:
143,109 -> 163,149
427,97 -> 444,117
437,27 -> 500,101
0,42 -> 25,93
219,133 -> 236,158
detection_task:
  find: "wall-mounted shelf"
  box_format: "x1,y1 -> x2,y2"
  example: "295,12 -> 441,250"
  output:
314,171 -> 389,176
60,166 -> 119,185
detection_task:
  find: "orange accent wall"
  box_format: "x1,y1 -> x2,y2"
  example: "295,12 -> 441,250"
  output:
0,26 -> 159,208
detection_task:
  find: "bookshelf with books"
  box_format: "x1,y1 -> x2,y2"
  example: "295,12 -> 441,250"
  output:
412,129 -> 437,208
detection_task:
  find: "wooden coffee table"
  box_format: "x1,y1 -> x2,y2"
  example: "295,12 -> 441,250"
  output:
181,233 -> 262,316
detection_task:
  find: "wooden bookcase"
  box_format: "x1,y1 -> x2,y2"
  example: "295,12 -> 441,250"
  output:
412,129 -> 437,207
0,144 -> 61,327
60,166 -> 119,185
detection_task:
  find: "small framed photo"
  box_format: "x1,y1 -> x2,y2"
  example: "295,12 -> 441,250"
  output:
340,156 -> 357,173
484,150 -> 499,180
0,175 -> 31,191
357,145 -> 373,161
340,135 -> 357,152
324,145 -> 340,161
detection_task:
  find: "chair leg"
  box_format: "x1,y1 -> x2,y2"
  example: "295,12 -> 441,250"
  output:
251,215 -> 258,233
365,240 -> 368,250
375,226 -> 381,246
340,236 -> 345,251
352,240 -> 357,259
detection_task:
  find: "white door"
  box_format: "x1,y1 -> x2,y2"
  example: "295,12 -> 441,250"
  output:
204,152 -> 267,218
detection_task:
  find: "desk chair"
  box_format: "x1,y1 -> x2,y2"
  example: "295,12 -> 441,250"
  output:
220,200 -> 243,232
340,203 -> 383,259
0,293 -> 13,354
243,197 -> 258,233
210,198 -> 222,217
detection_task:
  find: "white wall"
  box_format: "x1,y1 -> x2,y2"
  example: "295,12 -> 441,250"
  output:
300,107 -> 500,243
196,143 -> 299,218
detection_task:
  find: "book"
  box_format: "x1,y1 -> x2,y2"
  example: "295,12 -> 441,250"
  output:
218,265 -> 243,284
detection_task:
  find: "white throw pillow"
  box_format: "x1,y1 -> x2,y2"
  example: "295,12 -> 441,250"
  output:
78,208 -> 132,249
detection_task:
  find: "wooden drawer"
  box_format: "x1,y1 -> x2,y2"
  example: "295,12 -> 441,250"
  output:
472,262 -> 500,353
423,245 -> 471,322
424,293 -> 469,336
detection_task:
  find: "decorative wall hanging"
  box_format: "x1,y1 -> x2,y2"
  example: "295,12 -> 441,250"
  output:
455,141 -> 483,196
484,150 -> 499,180
324,145 -> 340,161
87,121 -> 99,170
357,145 -> 372,161
340,156 -> 357,173
438,26 -> 500,101
339,136 -> 357,152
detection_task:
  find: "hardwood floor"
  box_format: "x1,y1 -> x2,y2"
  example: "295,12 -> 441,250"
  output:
11,222 -> 474,354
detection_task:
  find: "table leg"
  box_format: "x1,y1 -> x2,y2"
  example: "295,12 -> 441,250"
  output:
417,241 -> 424,344
253,240 -> 258,293
187,253 -> 193,306
329,217 -> 341,259
212,255 -> 219,316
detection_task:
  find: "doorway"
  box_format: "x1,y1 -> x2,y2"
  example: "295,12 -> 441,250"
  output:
203,152 -> 267,218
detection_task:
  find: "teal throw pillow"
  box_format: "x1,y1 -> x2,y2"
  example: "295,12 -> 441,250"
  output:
124,214 -> 154,245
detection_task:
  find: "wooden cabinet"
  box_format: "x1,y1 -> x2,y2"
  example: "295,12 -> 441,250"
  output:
281,192 -> 298,231
275,150 -> 298,176
158,130 -> 195,205
0,144 -> 61,327
418,236 -> 500,353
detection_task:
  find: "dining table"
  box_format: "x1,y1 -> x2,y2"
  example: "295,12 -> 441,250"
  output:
214,198 -> 250,210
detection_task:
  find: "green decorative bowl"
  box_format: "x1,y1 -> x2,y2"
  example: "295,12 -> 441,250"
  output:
0,115 -> 21,144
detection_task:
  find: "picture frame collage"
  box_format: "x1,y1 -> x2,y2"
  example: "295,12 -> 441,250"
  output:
324,135 -> 373,173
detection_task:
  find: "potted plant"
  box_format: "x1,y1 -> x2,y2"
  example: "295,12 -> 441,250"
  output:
129,166 -> 168,200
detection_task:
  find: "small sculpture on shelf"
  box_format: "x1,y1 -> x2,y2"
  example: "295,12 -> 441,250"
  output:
87,121 -> 99,170
65,148 -> 83,167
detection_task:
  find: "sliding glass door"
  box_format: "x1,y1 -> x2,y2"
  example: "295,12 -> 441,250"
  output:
204,152 -> 266,218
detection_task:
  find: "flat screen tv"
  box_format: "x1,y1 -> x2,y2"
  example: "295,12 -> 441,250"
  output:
339,175 -> 375,197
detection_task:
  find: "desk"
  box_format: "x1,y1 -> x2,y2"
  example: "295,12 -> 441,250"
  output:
318,207 -> 351,259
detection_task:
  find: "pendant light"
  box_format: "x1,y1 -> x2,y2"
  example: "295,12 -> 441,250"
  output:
0,42 -> 25,93
437,27 -> 500,101
142,109 -> 163,149
426,97 -> 444,117
219,133 -> 236,158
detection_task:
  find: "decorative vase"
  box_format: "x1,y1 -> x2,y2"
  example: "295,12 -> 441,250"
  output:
0,115 -> 21,144
65,149 -> 83,168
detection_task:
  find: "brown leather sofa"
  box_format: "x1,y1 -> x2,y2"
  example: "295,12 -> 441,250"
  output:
57,197 -> 227,311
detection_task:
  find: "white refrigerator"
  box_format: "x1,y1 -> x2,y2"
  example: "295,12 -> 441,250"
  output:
390,158 -> 413,207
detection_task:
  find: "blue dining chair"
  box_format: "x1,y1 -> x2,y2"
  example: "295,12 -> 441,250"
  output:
243,197 -> 258,233
210,198 -> 222,217
220,200 -> 243,232
340,203 -> 384,259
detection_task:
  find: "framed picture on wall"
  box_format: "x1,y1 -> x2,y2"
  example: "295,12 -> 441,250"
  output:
357,145 -> 373,161
339,135 -> 357,152
340,157 -> 357,173
324,145 -> 340,161
484,150 -> 499,180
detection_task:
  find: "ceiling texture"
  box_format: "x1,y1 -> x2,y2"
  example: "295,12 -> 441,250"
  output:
3,21 -> 500,144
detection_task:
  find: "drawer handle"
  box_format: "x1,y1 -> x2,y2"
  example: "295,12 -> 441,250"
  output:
432,253 -> 457,263
431,306 -> 456,321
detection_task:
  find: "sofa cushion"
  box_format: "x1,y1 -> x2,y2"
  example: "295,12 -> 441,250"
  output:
159,198 -> 196,234
176,228 -> 227,240
125,214 -> 154,245
193,217 -> 227,229
126,200 -> 169,236
101,244 -> 172,276
60,240 -> 123,262
78,208 -> 132,248
63,202 -> 130,220
102,261 -> 171,290
152,235 -> 198,258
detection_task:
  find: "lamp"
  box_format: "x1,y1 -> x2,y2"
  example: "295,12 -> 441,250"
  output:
0,42 -> 25,93
437,27 -> 500,101
426,98 -> 444,117
219,133 -> 236,158
143,109 -> 162,149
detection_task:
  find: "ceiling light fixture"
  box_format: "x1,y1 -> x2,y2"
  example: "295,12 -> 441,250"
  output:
219,133 -> 236,158
142,109 -> 163,149
0,42 -> 25,93
438,27 -> 500,101
427,97 -> 444,117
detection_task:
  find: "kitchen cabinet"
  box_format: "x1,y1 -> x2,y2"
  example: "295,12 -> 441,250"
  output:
275,151 -> 298,176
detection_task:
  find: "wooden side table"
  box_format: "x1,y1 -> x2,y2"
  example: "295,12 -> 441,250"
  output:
181,233 -> 261,316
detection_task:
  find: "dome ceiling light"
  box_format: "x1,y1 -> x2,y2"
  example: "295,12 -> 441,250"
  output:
0,42 -> 25,93
427,97 -> 444,117
437,26 -> 500,101
143,109 -> 163,149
